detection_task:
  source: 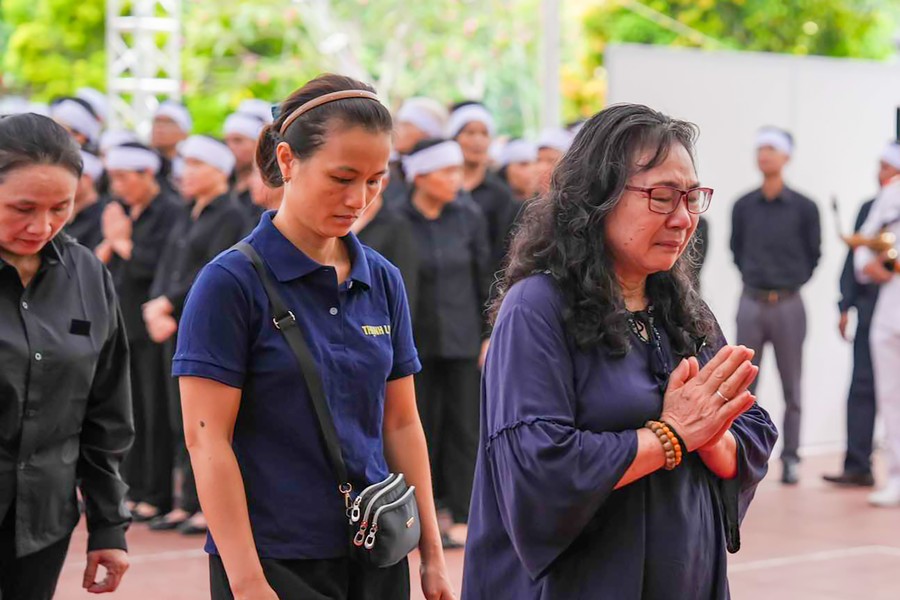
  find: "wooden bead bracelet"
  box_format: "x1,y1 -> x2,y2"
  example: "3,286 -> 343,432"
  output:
645,420 -> 684,470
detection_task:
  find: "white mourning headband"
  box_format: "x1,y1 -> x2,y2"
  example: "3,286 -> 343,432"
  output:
403,141 -> 464,183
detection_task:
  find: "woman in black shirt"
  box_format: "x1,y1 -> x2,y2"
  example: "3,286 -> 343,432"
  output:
0,114 -> 132,598
400,139 -> 492,547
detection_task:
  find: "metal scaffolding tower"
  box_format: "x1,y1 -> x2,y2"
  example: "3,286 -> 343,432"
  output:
106,0 -> 182,136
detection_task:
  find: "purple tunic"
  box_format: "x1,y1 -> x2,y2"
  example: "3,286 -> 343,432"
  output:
462,274 -> 777,599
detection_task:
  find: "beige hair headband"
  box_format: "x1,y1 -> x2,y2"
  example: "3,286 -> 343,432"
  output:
279,90 -> 380,136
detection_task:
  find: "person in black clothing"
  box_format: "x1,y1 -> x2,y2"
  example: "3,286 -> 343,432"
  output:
497,138 -> 538,203
535,126 -> 574,197
49,97 -> 102,153
352,190 -> 421,317
447,102 -> 518,276
383,97 -> 449,209
730,126 -> 821,485
63,150 -> 106,250
823,145 -> 900,487
151,101 -> 192,198
0,113 -> 132,598
224,108 -> 269,229
96,143 -> 183,521
151,101 -> 191,164
400,139 -> 492,547
143,135 -> 246,536
691,215 -> 710,288
249,161 -> 283,212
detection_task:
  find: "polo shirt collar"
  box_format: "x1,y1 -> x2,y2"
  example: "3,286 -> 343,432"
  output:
251,211 -> 372,288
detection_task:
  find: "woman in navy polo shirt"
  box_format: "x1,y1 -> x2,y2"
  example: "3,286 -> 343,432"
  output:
173,74 -> 454,600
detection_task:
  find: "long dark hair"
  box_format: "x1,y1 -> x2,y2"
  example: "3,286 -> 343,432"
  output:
256,74 -> 393,188
492,103 -> 717,357
0,113 -> 83,182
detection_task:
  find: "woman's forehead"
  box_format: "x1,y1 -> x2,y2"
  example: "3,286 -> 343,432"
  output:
632,144 -> 697,184
1,164 -> 78,196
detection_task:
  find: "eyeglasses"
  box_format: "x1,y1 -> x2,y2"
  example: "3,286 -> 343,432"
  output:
624,185 -> 714,215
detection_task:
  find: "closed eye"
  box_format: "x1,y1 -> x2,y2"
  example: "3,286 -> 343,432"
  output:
332,176 -> 353,185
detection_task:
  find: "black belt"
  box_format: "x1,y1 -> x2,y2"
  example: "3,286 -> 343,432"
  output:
744,287 -> 799,304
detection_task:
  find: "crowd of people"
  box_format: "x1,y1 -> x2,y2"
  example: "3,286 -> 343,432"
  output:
0,75 -> 897,599
0,86 -> 585,546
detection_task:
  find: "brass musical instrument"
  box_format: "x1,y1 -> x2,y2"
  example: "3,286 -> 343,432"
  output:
832,196 -> 899,273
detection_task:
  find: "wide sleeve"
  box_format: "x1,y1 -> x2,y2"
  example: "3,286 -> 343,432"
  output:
172,262 -> 251,388
718,401 -> 778,553
483,295 -> 638,580
78,268 -> 135,552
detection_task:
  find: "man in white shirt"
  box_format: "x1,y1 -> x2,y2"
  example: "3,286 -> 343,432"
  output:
855,141 -> 900,506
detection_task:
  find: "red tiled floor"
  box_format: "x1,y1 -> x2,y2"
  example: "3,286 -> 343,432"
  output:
54,453 -> 899,599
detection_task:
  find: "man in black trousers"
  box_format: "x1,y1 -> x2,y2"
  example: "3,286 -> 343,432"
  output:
824,143 -> 900,487
731,127 -> 821,485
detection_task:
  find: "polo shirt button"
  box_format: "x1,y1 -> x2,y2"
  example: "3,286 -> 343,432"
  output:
25,409 -> 36,418
21,301 -> 28,310
329,307 -> 339,316
34,352 -> 42,361
17,462 -> 25,471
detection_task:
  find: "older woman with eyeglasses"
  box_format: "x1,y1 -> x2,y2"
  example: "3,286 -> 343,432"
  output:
462,104 -> 778,600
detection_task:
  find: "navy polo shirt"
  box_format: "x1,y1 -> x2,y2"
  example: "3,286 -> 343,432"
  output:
172,212 -> 421,559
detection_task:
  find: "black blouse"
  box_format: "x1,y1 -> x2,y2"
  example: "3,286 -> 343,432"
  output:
0,235 -> 133,557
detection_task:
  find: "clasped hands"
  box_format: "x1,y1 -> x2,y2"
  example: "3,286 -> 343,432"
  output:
660,345 -> 759,457
95,203 -> 134,263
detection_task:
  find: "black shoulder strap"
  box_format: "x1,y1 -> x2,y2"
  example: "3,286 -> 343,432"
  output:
234,242 -> 350,489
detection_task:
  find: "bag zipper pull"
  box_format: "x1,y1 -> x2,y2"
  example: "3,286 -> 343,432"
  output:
350,496 -> 363,523
364,524 -> 378,550
353,522 -> 368,547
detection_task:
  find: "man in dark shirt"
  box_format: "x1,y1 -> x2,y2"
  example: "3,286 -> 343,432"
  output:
730,127 -> 821,484
821,197 -> 879,487
143,135 -> 247,535
97,143 -> 183,520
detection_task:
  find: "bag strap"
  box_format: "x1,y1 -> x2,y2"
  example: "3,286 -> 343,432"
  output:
233,242 -> 353,503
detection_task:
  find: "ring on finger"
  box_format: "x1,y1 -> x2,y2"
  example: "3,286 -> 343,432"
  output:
715,390 -> 730,402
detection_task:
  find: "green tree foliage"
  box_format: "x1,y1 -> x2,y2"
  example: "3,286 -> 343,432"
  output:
1,0 -> 106,98
330,0 -> 542,135
1,0 -> 896,134
180,2 -> 325,134
565,0 -> 897,119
